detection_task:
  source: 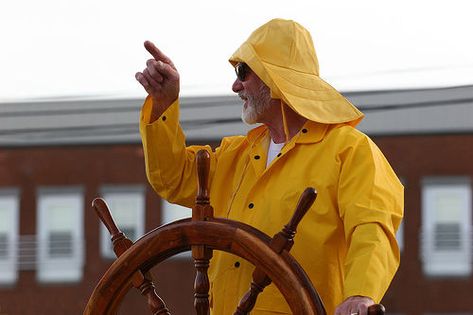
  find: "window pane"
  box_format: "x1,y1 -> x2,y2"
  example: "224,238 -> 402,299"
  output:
0,190 -> 19,284
0,208 -> 11,232
421,178 -> 472,276
0,233 -> 8,259
161,200 -> 192,259
396,221 -> 404,252
48,232 -> 73,257
434,223 -> 460,250
47,203 -> 75,231
37,189 -> 84,283
108,198 -> 139,227
161,201 -> 191,224
435,191 -> 462,222
100,187 -> 145,259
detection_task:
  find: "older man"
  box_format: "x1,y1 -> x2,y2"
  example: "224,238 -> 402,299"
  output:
136,18 -> 403,315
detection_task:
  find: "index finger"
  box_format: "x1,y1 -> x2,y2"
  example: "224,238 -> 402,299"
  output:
144,41 -> 174,66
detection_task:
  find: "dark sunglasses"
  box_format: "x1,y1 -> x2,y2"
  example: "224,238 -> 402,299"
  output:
235,63 -> 250,81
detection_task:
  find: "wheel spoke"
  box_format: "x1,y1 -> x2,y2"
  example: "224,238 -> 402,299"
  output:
192,245 -> 213,315
192,150 -> 214,315
93,198 -> 170,314
86,152 -> 332,315
234,188 -> 318,314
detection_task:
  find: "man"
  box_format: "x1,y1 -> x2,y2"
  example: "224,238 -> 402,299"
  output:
136,18 -> 403,315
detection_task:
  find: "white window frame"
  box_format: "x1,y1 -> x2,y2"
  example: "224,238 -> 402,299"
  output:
37,187 -> 84,283
421,177 -> 472,277
161,200 -> 192,259
100,185 -> 145,259
0,189 -> 20,285
396,220 -> 404,252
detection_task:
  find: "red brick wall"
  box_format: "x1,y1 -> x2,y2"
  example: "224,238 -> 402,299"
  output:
0,144 -> 194,314
1,133 -> 472,314
375,134 -> 473,315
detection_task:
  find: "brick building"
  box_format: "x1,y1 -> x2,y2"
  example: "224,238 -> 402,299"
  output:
0,85 -> 472,314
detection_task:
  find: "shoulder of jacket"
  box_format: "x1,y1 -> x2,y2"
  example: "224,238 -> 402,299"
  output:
329,124 -> 367,139
219,135 -> 248,152
219,125 -> 267,151
325,124 -> 376,152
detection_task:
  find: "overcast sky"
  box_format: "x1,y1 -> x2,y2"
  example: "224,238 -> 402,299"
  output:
1,0 -> 472,102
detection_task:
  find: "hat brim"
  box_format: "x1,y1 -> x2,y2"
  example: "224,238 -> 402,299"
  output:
230,43 -> 364,126
264,62 -> 364,126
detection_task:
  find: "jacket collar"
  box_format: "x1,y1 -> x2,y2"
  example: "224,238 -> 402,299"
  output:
245,120 -> 330,147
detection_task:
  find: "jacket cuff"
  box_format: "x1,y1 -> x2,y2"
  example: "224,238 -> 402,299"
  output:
140,96 -> 179,124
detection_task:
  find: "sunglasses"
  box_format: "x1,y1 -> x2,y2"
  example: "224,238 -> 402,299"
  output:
235,63 -> 250,81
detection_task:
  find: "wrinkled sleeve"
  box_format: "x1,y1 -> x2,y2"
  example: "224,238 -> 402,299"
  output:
338,135 -> 404,302
139,96 -> 216,208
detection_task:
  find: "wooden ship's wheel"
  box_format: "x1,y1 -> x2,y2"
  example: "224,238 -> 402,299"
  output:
84,150 -> 385,315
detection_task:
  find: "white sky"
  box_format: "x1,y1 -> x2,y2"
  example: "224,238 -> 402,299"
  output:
1,0 -> 472,101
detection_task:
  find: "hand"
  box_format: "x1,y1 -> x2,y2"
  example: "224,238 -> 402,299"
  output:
334,296 -> 375,315
135,41 -> 180,120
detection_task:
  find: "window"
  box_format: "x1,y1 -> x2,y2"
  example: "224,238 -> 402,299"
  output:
161,201 -> 192,224
421,177 -> 472,276
37,188 -> 84,283
100,186 -> 145,259
0,189 -> 19,285
396,220 -> 404,252
161,200 -> 192,258
396,177 -> 405,252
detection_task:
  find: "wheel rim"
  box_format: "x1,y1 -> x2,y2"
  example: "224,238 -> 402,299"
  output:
84,218 -> 324,315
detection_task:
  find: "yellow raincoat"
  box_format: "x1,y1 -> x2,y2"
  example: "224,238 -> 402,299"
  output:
140,19 -> 403,315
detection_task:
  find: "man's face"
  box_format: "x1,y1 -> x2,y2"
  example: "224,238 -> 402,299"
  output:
239,82 -> 272,125
233,63 -> 272,125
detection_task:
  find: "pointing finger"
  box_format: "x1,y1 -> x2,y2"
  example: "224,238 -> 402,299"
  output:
144,41 -> 175,68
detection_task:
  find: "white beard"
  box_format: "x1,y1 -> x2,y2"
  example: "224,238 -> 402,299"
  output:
241,103 -> 259,125
240,84 -> 272,125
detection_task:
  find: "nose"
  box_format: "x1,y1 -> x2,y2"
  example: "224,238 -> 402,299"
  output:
232,78 -> 243,93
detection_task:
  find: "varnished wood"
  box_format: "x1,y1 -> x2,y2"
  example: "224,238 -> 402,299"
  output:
86,150 -> 387,315
192,250 -> 212,315
233,271 -> 271,315
193,150 -> 214,221
84,218 -> 326,314
92,198 -> 170,315
283,187 -> 317,247
192,150 -> 213,315
93,198 -> 133,257
196,150 -> 210,204
86,210 -> 386,315
270,187 -> 317,254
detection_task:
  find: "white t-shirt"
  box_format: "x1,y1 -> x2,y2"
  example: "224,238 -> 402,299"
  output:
266,138 -> 285,168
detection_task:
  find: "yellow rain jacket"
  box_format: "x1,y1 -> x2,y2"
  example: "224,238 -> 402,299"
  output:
140,18 -> 403,315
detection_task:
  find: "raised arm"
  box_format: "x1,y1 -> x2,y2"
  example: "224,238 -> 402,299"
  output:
136,41 -> 217,208
135,40 -> 180,122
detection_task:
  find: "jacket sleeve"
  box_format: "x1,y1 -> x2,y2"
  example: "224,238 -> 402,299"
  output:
139,96 -> 216,208
337,132 -> 404,302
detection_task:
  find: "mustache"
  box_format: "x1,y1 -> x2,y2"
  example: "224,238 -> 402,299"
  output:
238,91 -> 248,99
